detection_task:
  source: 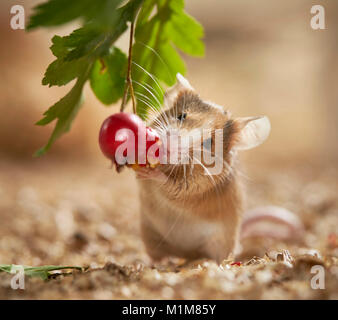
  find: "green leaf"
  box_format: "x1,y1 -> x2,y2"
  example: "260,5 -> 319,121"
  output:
27,0 -> 90,29
132,0 -> 204,117
133,17 -> 165,117
166,12 -> 204,56
136,0 -> 156,28
35,70 -> 89,156
42,29 -> 106,87
60,27 -> 110,61
156,42 -> 186,83
39,1 -> 143,89
90,47 -> 127,105
32,1 -> 143,89
0,264 -> 83,280
42,58 -> 86,87
42,56 -> 87,87
27,0 -> 122,30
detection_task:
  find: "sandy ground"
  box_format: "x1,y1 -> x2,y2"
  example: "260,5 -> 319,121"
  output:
0,157 -> 337,299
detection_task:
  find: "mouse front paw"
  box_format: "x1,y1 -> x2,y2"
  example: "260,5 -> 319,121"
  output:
135,167 -> 167,183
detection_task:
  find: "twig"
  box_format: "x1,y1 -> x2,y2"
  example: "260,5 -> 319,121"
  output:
120,21 -> 136,114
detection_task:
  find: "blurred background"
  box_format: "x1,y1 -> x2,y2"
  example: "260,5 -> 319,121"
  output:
1,0 -> 337,163
0,0 -> 337,299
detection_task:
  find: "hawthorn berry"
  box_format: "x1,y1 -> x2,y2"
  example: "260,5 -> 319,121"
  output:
99,112 -> 161,168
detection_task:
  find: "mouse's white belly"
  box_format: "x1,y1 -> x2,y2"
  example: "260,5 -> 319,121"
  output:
149,209 -> 224,252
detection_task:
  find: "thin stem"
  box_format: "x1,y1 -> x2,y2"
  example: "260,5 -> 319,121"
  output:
120,21 -> 136,114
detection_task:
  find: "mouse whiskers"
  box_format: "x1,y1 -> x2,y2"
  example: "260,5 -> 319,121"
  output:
132,61 -> 164,98
134,41 -> 175,84
132,80 -> 162,109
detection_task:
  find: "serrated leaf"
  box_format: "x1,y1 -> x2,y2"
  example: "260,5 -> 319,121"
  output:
43,57 -> 87,87
35,70 -> 89,156
61,27 -> 109,62
41,1 -> 142,88
42,28 -> 107,87
27,0 -> 90,29
166,12 -> 204,56
90,47 -> 127,105
39,32 -> 86,87
27,0 -> 122,30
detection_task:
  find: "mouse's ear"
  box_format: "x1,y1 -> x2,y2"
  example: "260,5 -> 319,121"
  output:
233,116 -> 271,150
176,73 -> 194,91
163,73 -> 194,107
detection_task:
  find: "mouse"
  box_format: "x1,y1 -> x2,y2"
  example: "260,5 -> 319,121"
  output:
135,73 -> 304,263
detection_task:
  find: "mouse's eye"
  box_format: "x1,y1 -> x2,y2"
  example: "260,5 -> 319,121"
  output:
177,113 -> 187,122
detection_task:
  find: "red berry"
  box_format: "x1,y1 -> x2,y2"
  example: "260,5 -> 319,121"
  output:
99,112 -> 162,168
230,261 -> 242,266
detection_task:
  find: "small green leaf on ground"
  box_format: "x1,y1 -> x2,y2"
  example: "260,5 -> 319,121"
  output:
0,264 -> 84,280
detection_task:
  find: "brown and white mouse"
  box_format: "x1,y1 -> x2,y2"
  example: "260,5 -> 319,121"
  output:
136,74 -> 304,263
